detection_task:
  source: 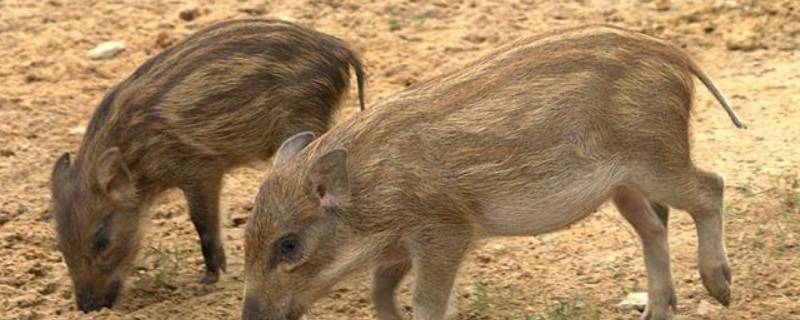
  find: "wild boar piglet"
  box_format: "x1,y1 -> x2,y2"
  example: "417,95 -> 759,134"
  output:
243,25 -> 745,320
50,18 -> 366,313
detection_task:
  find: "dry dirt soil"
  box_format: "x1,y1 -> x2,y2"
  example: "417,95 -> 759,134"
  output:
1,0 -> 799,319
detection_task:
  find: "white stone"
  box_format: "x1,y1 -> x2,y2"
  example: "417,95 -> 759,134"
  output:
487,243 -> 507,253
68,123 -> 86,135
617,292 -> 648,311
89,41 -> 126,60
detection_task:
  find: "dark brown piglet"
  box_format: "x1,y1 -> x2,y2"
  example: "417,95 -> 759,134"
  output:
49,18 -> 366,313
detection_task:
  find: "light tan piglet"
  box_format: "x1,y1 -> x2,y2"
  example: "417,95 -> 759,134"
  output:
243,25 -> 744,320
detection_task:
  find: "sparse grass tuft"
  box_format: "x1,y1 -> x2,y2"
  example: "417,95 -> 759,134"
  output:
734,183 -> 757,198
471,281 -> 491,315
724,203 -> 745,217
414,9 -> 440,27
146,244 -> 187,289
388,18 -> 404,32
753,238 -> 766,250
748,172 -> 800,256
385,4 -> 404,31
526,294 -> 600,320
772,232 -> 788,255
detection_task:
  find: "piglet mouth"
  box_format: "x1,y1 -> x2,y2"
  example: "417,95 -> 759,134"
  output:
285,307 -> 305,320
76,280 -> 122,313
77,295 -> 113,313
242,296 -> 306,320
269,302 -> 306,320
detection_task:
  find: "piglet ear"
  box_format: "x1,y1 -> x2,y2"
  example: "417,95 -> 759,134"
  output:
274,132 -> 316,166
95,147 -> 135,204
307,149 -> 349,209
51,152 -> 71,183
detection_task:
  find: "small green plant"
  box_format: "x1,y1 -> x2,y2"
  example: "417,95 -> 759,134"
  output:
769,173 -> 800,256
734,183 -> 756,198
414,9 -> 440,27
526,294 -> 599,320
753,238 -> 766,250
388,18 -> 404,32
773,232 -> 788,255
472,281 -> 491,315
724,204 -> 744,217
385,4 -> 404,31
146,244 -> 186,288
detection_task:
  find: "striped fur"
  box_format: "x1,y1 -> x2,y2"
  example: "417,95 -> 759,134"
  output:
50,18 -> 366,312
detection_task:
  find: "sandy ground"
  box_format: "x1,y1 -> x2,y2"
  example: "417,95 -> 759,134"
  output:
1,0 -> 799,319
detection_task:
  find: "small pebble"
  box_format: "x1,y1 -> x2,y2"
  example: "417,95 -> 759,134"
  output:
724,28 -> 762,51
653,0 -> 671,11
179,6 -> 200,21
617,291 -> 648,312
89,41 -> 126,60
68,124 -> 86,135
239,4 -> 267,15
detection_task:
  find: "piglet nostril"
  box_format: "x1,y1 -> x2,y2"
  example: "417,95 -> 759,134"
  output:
76,290 -> 114,313
77,298 -> 100,313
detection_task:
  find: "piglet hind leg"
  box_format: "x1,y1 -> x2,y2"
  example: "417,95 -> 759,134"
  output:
640,166 -> 732,306
613,187 -> 676,320
181,173 -> 227,284
692,171 -> 732,307
666,170 -> 732,306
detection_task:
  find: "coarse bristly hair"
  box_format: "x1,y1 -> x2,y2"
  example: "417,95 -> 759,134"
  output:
243,24 -> 743,320
50,18 -> 367,313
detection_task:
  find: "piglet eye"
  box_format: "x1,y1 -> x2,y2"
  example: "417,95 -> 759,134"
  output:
93,229 -> 111,256
276,233 -> 302,261
94,236 -> 110,254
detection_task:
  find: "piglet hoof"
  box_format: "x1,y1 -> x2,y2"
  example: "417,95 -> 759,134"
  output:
375,305 -> 404,320
641,302 -> 672,320
640,309 -> 669,320
213,246 -> 227,272
198,246 -> 227,285
700,263 -> 732,307
199,271 -> 220,285
641,292 -> 676,320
